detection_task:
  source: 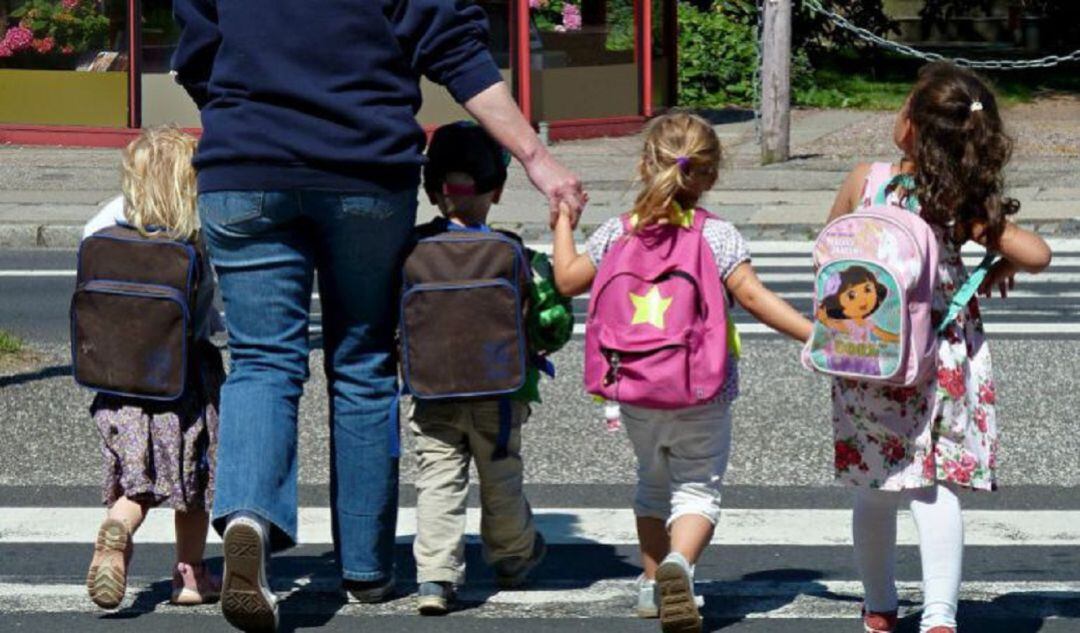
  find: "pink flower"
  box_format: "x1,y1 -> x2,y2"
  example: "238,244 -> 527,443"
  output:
0,43 -> 11,58
835,440 -> 865,473
921,452 -> 936,480
32,37 -> 55,54
881,436 -> 906,463
959,453 -> 977,472
937,366 -> 966,400
561,2 -> 582,31
974,408 -> 989,433
61,45 -> 75,55
2,26 -> 34,52
943,459 -> 971,484
62,0 -> 80,8
978,382 -> 996,405
528,0 -> 543,9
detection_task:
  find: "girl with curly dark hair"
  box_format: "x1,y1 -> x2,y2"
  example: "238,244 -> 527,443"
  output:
823,62 -> 1051,633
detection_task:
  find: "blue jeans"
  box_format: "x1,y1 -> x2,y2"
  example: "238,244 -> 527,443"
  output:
199,189 -> 417,582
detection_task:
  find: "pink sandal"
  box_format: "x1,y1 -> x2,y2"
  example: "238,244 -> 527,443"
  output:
863,607 -> 898,633
171,562 -> 222,605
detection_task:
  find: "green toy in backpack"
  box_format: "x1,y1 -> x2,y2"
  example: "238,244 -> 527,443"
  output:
513,250 -> 573,404
526,251 -> 573,356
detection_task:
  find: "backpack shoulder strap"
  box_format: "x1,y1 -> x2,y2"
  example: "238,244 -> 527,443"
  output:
937,251 -> 996,334
863,162 -> 896,208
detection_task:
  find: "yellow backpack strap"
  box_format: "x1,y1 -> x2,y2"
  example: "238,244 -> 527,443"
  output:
727,319 -> 742,360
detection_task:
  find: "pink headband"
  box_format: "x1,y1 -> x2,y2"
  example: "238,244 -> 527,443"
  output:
442,182 -> 477,196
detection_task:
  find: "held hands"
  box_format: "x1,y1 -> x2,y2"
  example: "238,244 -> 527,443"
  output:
979,259 -> 1018,299
524,148 -> 587,230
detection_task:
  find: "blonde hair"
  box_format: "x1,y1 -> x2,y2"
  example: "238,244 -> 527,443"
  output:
121,126 -> 200,241
632,111 -> 722,228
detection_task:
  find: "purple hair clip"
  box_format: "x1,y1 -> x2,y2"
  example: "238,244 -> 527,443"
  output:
675,155 -> 691,173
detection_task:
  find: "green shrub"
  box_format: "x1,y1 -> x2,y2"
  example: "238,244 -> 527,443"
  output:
678,0 -> 813,108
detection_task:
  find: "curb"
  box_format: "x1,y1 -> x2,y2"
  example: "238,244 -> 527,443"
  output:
2,219 -> 1078,249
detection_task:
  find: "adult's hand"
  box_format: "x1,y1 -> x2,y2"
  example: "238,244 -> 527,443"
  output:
523,147 -> 585,229
463,82 -> 586,228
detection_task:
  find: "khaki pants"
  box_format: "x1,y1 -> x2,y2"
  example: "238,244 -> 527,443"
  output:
410,399 -> 536,585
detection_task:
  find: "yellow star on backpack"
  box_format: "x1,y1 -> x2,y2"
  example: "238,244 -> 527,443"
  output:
629,285 -> 672,329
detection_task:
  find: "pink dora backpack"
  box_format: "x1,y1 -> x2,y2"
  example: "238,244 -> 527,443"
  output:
803,163 -> 940,386
584,209 -> 728,409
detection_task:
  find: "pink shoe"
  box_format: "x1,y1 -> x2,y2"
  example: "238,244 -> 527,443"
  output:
862,607 -> 898,633
170,562 -> 222,605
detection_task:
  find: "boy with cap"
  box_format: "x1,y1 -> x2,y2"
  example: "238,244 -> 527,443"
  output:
407,122 -> 563,615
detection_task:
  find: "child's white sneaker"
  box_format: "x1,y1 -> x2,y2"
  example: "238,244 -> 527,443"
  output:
221,512 -> 278,633
656,552 -> 702,633
636,574 -> 659,618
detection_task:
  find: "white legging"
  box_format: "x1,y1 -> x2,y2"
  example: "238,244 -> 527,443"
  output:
853,483 -> 964,632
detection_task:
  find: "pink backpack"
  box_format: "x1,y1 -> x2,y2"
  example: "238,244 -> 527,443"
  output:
802,163 -> 939,386
584,209 -> 728,409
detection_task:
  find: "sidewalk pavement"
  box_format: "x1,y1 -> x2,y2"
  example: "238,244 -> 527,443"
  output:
2,105 -> 1078,248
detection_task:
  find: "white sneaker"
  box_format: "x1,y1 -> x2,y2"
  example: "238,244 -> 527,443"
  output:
656,553 -> 702,633
221,513 -> 278,633
636,574 -> 659,618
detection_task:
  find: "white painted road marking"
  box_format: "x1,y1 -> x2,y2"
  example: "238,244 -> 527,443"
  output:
0,579 -> 1077,617
567,322 -> 1080,336
4,507 -> 1080,546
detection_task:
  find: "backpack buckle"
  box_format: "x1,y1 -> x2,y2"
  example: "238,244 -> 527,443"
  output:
603,351 -> 621,387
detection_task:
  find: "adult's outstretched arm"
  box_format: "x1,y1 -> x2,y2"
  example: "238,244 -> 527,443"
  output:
464,82 -> 586,227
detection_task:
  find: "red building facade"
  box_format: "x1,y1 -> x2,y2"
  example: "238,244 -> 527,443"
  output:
0,0 -> 678,146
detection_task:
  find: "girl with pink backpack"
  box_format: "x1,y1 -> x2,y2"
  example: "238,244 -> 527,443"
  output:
819,63 -> 1051,633
552,112 -> 812,633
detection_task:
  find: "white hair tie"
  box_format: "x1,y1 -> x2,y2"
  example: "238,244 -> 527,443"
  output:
970,100 -> 984,112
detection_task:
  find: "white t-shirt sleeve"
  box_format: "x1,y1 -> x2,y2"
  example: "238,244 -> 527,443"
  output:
585,216 -> 626,267
702,218 -> 752,280
82,195 -> 127,240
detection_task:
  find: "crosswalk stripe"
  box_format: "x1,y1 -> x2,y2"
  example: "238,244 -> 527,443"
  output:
524,238 -> 1080,256
4,507 -> 1080,546
307,323 -> 1080,335
1,580 -> 1077,617
753,272 -> 1080,283
14,260 -> 1079,280
4,261 -> 1079,279
565,322 -> 1080,336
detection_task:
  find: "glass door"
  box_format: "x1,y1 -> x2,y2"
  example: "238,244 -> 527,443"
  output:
527,0 -> 641,121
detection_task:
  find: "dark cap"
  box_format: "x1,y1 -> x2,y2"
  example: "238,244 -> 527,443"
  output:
424,121 -> 510,196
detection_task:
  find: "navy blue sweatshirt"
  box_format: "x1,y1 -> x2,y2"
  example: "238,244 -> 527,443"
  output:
172,0 -> 503,194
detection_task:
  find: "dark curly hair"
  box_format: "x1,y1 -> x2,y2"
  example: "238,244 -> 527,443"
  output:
823,266 -> 888,320
904,62 -> 1019,248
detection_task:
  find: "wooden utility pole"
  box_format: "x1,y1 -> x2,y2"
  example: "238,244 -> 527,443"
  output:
760,0 -> 791,165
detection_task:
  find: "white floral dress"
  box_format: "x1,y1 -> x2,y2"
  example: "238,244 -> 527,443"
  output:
832,164 -> 998,491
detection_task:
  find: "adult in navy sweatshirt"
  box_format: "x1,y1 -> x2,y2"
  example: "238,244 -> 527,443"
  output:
172,1 -> 583,629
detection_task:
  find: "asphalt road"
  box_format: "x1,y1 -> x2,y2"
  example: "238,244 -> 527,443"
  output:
2,242 -> 1079,632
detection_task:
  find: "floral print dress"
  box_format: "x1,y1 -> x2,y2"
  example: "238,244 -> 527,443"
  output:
832,164 -> 998,491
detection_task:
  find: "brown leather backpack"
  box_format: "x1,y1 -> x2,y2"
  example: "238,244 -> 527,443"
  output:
71,225 -> 203,401
400,225 -> 530,399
